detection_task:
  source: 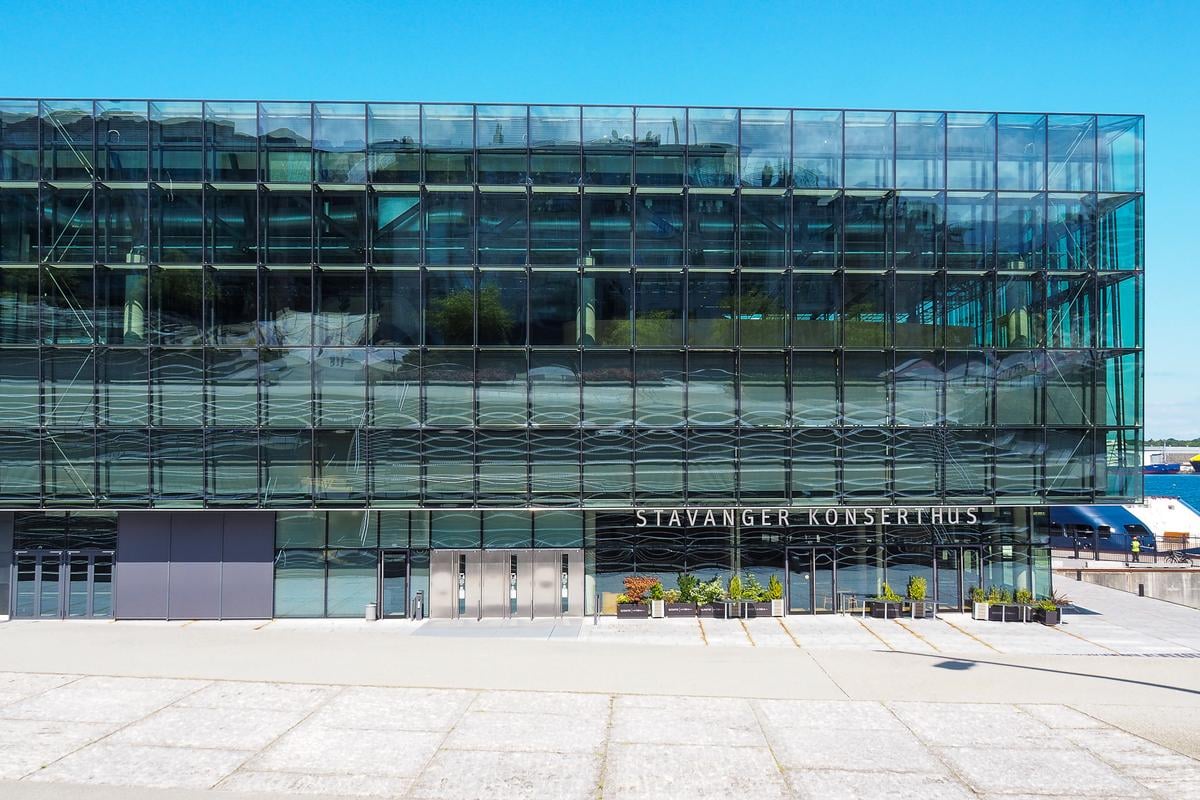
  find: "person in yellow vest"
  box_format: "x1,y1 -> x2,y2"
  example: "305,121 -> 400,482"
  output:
1130,536 -> 1141,563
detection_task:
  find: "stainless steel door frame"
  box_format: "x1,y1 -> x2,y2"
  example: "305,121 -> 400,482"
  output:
12,549 -> 113,620
430,549 -> 483,619
482,549 -> 535,619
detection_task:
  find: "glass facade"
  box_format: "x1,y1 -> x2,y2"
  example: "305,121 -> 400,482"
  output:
0,100 -> 1143,616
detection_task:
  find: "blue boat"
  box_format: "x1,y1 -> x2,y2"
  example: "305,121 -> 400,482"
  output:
1143,463 -> 1181,475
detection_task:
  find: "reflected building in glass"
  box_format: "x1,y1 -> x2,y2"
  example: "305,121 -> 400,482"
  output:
0,100 -> 1142,620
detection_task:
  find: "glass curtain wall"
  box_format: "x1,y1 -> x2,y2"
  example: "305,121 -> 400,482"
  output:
0,101 -> 1141,511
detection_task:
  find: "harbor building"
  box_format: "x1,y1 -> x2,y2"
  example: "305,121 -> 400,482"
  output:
0,101 -> 1143,619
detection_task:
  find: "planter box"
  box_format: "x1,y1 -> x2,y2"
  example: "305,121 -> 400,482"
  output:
744,601 -> 774,618
664,602 -> 698,618
989,603 -> 1030,622
771,598 -> 785,617
616,603 -> 648,619
867,600 -> 902,619
972,602 -> 990,621
697,603 -> 716,618
711,601 -> 741,619
1036,608 -> 1061,626
908,600 -> 934,619
649,599 -> 665,619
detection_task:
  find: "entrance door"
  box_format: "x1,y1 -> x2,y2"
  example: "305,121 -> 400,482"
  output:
428,549 -> 585,619
379,551 -> 409,618
533,549 -> 583,617
430,550 -> 482,619
13,550 -> 114,619
786,547 -> 836,614
935,546 -> 982,612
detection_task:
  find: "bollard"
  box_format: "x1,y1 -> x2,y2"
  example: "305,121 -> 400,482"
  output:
365,602 -> 377,621
1138,583 -> 1145,597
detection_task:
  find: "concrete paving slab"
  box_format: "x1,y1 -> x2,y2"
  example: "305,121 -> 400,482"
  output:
306,686 -> 474,732
408,749 -> 599,800
767,725 -> 948,773
107,705 -> 309,751
752,698 -> 905,732
246,724 -> 439,777
602,741 -> 789,800
0,719 -> 117,780
1017,702 -> 1110,729
1062,728 -> 1200,779
215,770 -> 411,798
0,676 -> 209,724
934,745 -> 1152,797
176,682 -> 338,713
786,769 -> 976,799
440,709 -> 607,753
470,689 -> 609,716
0,673 -> 80,709
26,742 -> 251,790
610,694 -> 762,746
889,700 -> 1063,748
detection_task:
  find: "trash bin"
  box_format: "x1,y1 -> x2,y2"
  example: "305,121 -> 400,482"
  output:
365,602 -> 377,621
413,591 -> 424,621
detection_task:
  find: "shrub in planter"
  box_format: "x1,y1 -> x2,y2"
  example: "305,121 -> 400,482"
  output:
906,576 -> 934,618
1035,599 -> 1061,626
614,593 -> 649,618
868,583 -> 904,618
768,574 -> 785,617
970,586 -> 989,620
647,582 -> 666,618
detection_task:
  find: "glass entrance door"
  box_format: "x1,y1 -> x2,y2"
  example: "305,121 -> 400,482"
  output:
935,546 -> 982,611
786,547 -> 836,614
380,551 -> 409,618
13,550 -> 113,619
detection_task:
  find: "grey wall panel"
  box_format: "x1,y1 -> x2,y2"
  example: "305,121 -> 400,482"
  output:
0,512 -> 13,617
167,512 -> 222,620
220,512 -> 274,619
115,512 -> 170,619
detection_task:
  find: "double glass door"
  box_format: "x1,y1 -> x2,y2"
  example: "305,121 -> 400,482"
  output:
935,546 -> 982,611
13,550 -> 114,619
786,547 -> 836,614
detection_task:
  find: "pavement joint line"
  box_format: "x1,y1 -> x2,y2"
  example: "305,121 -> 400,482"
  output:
399,688 -> 486,800
777,617 -> 802,648
17,674 -> 218,783
593,694 -> 614,800
748,695 -> 789,786
853,616 -> 895,651
697,618 -> 709,646
739,619 -> 757,647
882,700 -> 978,792
894,619 -> 940,653
210,682 -> 350,791
939,617 -> 1002,653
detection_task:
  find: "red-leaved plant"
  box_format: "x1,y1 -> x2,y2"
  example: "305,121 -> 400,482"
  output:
622,576 -> 661,604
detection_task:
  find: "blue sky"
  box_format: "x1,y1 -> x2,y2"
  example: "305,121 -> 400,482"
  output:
3,0 -> 1195,436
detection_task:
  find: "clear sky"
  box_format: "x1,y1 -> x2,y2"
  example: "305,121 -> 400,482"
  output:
2,0 -> 1195,437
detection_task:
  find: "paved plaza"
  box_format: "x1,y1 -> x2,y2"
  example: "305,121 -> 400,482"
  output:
0,578 -> 1198,799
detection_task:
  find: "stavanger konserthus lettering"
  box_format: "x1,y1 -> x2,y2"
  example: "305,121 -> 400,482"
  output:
635,507 -> 982,528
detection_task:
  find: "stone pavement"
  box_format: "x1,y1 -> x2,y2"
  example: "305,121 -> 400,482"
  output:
2,673 -> 1200,799
1,578 -> 1199,798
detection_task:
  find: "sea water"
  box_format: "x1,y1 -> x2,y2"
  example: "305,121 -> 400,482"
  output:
1144,473 -> 1200,509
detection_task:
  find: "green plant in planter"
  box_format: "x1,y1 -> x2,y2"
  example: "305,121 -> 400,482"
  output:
615,593 -> 631,604
728,575 -> 743,600
663,589 -> 681,603
876,582 -> 903,602
970,586 -> 986,603
906,576 -> 927,602
999,588 -> 1014,604
648,582 -> 665,601
696,577 -> 725,604
743,574 -> 769,602
677,573 -> 699,603
986,585 -> 1003,604
767,575 -> 784,601
1036,598 -> 1058,611
1015,589 -> 1034,605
